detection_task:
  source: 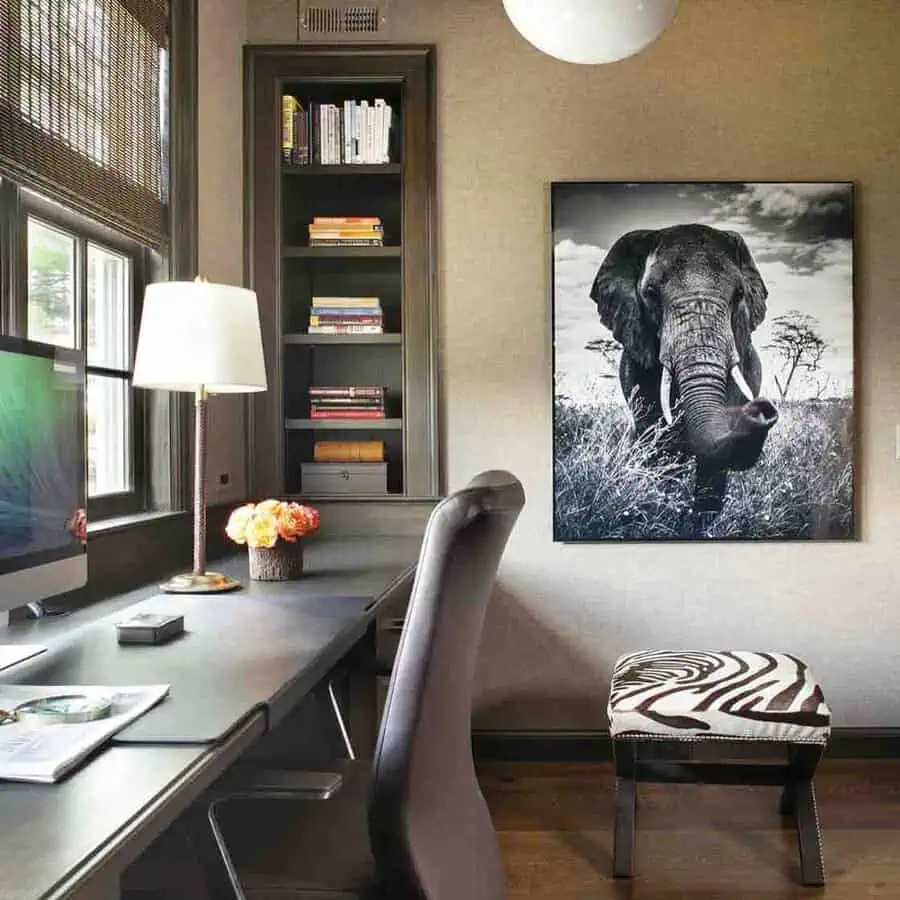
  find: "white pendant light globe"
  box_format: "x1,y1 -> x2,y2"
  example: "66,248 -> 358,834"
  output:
502,0 -> 679,65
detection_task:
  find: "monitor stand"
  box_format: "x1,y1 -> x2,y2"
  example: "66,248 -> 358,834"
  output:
0,611 -> 48,672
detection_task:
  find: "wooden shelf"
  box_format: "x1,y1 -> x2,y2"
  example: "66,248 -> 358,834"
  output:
248,46 -> 438,504
283,163 -> 401,176
286,492 -> 409,503
285,418 -> 404,431
284,245 -> 402,258
284,333 -> 402,345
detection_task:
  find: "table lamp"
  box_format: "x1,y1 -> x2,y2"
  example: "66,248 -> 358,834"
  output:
132,279 -> 267,593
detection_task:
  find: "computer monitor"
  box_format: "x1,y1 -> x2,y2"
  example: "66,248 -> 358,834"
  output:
0,335 -> 87,621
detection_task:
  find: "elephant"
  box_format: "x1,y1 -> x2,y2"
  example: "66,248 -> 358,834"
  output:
589,223 -> 779,518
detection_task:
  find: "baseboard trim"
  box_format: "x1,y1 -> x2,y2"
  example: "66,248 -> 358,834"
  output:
472,728 -> 900,762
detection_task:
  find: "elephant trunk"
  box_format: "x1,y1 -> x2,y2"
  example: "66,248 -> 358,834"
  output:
674,361 -> 778,470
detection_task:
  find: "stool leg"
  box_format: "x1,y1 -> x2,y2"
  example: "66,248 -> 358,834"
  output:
787,743 -> 826,887
779,745 -> 796,816
613,739 -> 638,878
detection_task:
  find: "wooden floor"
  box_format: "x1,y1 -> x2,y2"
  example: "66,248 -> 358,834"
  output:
127,758 -> 900,898
479,759 -> 900,899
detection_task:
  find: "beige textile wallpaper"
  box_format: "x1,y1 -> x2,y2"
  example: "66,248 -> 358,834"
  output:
203,0 -> 900,729
199,0 -> 249,505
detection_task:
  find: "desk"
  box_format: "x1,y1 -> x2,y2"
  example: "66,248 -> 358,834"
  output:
1,712 -> 265,900
0,536 -> 419,742
0,534 -> 422,900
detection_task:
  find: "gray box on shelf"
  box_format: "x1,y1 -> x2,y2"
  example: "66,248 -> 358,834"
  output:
301,462 -> 388,495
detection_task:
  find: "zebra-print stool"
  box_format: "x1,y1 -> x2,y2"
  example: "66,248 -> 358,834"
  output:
607,650 -> 831,886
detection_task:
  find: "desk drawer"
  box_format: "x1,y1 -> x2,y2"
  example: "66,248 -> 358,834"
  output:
301,462 -> 387,495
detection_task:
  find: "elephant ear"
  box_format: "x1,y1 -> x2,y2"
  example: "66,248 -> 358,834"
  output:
589,229 -> 659,370
727,231 -> 768,330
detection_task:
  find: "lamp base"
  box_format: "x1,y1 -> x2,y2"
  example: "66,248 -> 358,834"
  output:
158,571 -> 242,594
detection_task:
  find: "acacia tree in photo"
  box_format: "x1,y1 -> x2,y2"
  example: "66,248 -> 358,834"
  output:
765,310 -> 828,401
584,336 -> 621,377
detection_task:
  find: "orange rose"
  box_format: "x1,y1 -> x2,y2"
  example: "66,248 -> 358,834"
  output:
277,502 -> 320,542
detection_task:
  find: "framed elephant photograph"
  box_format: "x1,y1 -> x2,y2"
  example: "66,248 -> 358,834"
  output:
551,181 -> 855,542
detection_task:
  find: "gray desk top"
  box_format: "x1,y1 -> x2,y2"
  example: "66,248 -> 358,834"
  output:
0,535 -> 420,744
0,712 -> 265,900
0,535 -> 422,900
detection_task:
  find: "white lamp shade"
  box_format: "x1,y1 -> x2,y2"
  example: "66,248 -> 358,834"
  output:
132,281 -> 267,393
502,0 -> 679,65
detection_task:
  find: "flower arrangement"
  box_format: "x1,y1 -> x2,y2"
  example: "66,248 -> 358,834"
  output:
225,499 -> 319,549
65,508 -> 87,544
226,499 -> 320,581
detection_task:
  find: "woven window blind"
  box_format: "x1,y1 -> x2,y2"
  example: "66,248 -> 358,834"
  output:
0,0 -> 169,246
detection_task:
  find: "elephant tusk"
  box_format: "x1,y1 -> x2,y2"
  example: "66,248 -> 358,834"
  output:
660,367 -> 674,426
730,365 -> 756,402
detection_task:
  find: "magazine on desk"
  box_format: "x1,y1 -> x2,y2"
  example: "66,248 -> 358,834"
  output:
0,684 -> 170,783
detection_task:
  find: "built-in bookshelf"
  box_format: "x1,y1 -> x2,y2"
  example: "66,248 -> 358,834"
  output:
245,46 -> 438,506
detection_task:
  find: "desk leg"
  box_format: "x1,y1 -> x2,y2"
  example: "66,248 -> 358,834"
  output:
347,623 -> 378,760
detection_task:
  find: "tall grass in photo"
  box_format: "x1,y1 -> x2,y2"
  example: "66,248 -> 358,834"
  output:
554,398 -> 853,541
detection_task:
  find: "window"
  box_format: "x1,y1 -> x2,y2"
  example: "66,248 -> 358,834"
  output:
0,0 -> 198,531
20,189 -> 148,519
0,0 -> 169,245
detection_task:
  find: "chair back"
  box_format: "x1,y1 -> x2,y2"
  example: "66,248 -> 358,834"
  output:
368,470 -> 525,900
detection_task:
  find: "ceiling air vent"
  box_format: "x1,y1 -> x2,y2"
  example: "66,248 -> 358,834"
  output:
303,5 -> 382,34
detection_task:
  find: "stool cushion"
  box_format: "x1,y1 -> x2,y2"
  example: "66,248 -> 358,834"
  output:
608,650 -> 831,743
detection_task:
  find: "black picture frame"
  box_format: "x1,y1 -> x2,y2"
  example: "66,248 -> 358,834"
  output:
551,181 -> 855,543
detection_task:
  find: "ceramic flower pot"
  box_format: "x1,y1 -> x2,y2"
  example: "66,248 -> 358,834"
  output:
248,541 -> 304,581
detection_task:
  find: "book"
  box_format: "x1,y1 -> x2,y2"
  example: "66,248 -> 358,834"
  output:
308,239 -> 384,247
307,325 -> 384,334
310,397 -> 384,407
310,296 -> 381,308
282,95 -> 299,163
313,440 -> 385,463
0,683 -> 170,783
309,409 -> 385,419
309,386 -> 384,397
312,218 -> 381,225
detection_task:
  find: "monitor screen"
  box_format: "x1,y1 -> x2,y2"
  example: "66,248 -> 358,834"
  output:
0,336 -> 86,610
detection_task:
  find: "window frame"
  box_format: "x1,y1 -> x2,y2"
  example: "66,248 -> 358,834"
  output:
17,186 -> 150,521
0,0 -> 197,543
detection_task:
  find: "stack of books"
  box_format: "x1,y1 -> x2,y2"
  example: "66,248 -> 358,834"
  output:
309,386 -> 386,420
282,95 -> 393,166
308,216 -> 383,247
308,297 -> 383,335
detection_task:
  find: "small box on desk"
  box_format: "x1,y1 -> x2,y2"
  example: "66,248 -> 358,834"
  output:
116,612 -> 185,645
301,461 -> 388,495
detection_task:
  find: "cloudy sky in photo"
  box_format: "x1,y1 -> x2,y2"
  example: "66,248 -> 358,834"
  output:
552,182 -> 854,405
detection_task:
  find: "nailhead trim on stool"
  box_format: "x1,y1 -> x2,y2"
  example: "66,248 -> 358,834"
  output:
607,649 -> 831,887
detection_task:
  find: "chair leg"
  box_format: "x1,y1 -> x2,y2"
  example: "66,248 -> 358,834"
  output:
786,743 -> 826,887
613,739 -> 638,878
327,677 -> 357,760
207,798 -> 249,900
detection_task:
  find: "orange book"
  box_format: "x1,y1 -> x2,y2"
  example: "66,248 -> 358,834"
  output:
313,440 -> 385,462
